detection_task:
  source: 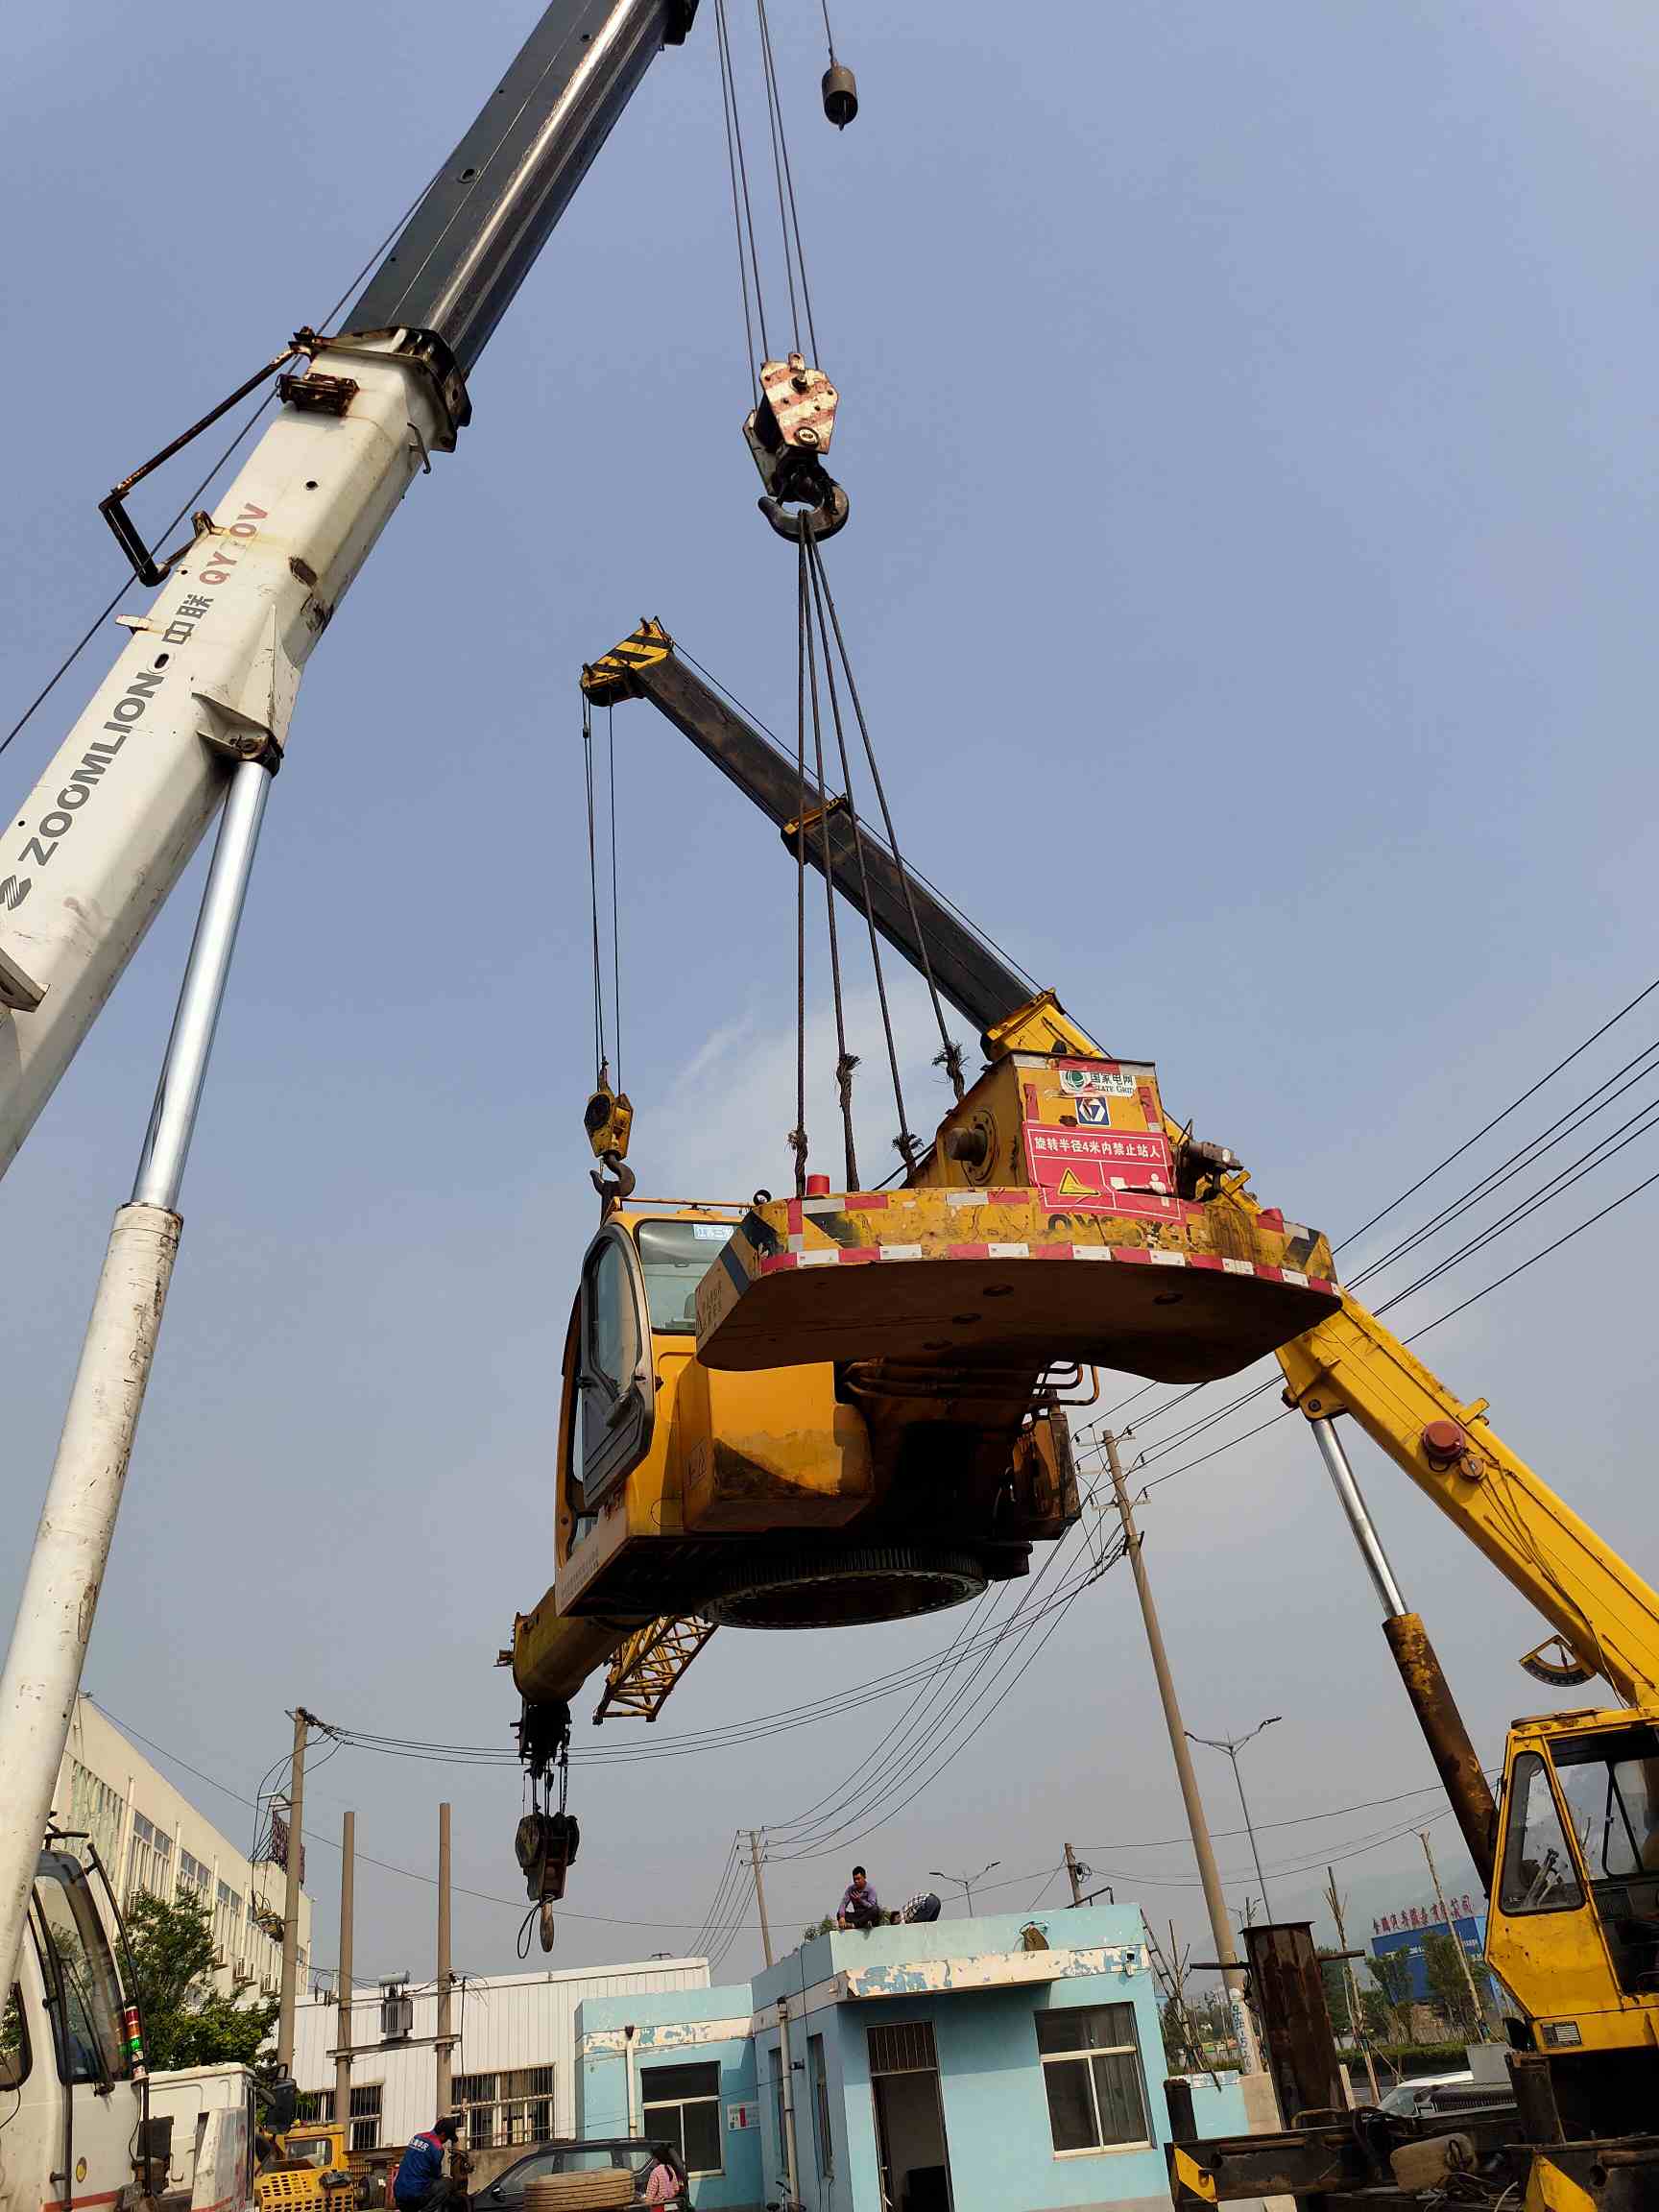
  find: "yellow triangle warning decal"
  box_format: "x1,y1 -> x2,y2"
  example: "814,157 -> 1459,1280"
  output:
1057,1168 -> 1093,1197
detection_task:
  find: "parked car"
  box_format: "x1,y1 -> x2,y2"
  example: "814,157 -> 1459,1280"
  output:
479,2140 -> 687,2209
1378,2071 -> 1514,2121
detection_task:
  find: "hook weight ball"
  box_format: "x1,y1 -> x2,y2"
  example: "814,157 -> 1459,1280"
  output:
822,62 -> 858,129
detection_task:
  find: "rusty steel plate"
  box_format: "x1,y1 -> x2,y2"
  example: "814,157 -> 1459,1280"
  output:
695,1187 -> 1339,1382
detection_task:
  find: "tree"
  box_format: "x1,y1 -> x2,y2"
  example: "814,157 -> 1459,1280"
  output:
124,1893 -> 277,2070
1366,1949 -> 1414,2041
1422,1930 -> 1480,2039
1317,1949 -> 1352,2037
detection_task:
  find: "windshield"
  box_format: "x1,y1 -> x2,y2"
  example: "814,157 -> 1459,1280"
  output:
33,1854 -> 128,2083
1552,1725 -> 1659,1881
636,1220 -> 733,1334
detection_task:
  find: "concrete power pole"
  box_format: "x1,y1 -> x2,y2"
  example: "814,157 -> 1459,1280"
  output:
1101,1431 -> 1263,2076
749,1831 -> 774,1969
1323,1863 -> 1378,2104
335,1811 -> 355,2128
276,1707 -> 314,2074
1065,1841 -> 1085,1907
437,1803 -> 454,2115
1419,1829 -> 1487,2039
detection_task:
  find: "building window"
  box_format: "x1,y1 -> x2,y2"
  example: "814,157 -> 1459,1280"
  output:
1035,2005 -> 1150,2154
127,1815 -> 175,1904
295,2092 -> 334,2125
809,2033 -> 833,2182
349,2083 -> 383,2152
178,1850 -> 211,1901
64,1762 -> 125,1875
453,2069 -> 555,2149
641,2060 -> 723,2177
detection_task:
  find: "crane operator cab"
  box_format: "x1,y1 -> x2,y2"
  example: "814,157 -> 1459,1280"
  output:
1488,1710 -> 1659,2130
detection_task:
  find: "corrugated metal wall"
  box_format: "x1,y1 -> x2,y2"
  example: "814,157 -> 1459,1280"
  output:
292,1960 -> 710,2146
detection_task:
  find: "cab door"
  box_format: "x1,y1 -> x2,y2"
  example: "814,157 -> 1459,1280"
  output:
1487,1744 -> 1621,2028
576,1226 -> 655,1507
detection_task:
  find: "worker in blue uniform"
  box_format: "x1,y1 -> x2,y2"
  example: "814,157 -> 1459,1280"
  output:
394,2116 -> 461,2211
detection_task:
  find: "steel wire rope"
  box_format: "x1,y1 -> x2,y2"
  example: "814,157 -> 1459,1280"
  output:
791,526 -> 811,1194
757,1575 -> 1019,1844
669,639 -> 1044,1004
765,1509 -> 1118,1858
712,0 -> 771,369
804,522 -> 921,1183
1136,1165 -> 1659,1498
0,164 -> 445,765
1346,1037 -> 1659,1291
757,0 -> 821,364
799,522 -> 861,1183
1334,974 -> 1659,1253
754,1494 -> 1126,1839
807,538 -> 967,1101
770,1526 -> 1123,1864
1369,1097 -> 1659,1316
582,693 -> 608,1081
691,1833 -> 744,1951
756,0 -> 803,357
754,1571 -> 1079,1853
1075,985 -> 1659,1464
323,1585 -> 1114,1768
609,702 -> 622,1093
93,1695 -> 1482,1932
711,0 -> 761,391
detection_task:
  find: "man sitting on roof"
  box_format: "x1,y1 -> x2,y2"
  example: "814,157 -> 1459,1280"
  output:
837,1865 -> 881,1930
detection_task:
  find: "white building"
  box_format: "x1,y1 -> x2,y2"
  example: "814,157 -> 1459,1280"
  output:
290,1960 -> 710,2153
54,1695 -> 314,1998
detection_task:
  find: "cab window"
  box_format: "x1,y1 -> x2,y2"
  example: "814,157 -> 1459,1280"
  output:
578,1232 -> 652,1503
1499,1752 -> 1585,1913
1552,1727 -> 1659,1882
33,1854 -> 128,2083
637,1220 -> 733,1334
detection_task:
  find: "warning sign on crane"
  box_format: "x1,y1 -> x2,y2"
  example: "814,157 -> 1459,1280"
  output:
1023,1124 -> 1180,1218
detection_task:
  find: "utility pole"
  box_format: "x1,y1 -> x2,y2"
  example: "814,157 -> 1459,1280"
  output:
1065,1841 -> 1085,1907
776,1999 -> 801,2207
1323,1864 -> 1378,2104
749,1832 -> 774,1969
437,1802 -> 453,2115
277,1707 -> 314,2074
1102,1432 -> 1262,2074
335,1812 -> 355,2128
1419,1829 -> 1487,2040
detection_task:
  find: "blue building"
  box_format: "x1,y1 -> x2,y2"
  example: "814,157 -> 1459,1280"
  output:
575,1906 -> 1246,2212
1369,1906 -> 1491,2008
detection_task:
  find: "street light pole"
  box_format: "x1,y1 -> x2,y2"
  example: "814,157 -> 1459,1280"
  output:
929,1860 -> 999,1915
1188,1718 -> 1282,1921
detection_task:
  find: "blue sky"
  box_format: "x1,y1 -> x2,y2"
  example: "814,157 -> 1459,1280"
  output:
4,0 -> 1659,1995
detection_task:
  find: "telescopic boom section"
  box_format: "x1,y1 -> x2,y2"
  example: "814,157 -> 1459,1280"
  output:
582,622 -> 1080,1048
0,0 -> 696,1182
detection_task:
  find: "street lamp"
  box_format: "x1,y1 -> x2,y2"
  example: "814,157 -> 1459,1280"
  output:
1187,1717 -> 1281,1919
929,1860 -> 1000,1914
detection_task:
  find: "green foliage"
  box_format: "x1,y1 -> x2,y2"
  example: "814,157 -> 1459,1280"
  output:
124,1892 -> 277,2071
1422,1930 -> 1482,2038
801,1914 -> 837,1942
1366,1949 -> 1414,2037
1317,1949 -> 1352,2036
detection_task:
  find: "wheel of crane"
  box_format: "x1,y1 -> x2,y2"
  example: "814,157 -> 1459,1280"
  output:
699,1545 -> 987,1629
